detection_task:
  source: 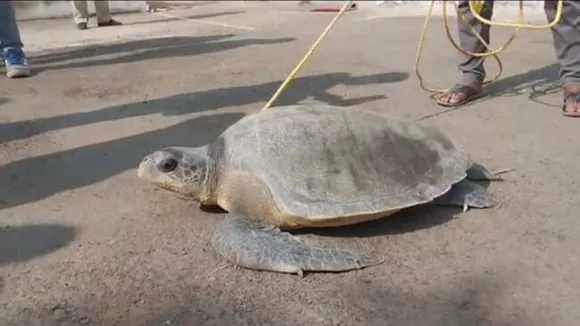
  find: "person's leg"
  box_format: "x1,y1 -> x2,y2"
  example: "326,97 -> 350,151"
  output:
0,1 -> 31,78
545,0 -> 580,117
71,0 -> 89,29
94,1 -> 122,27
436,0 -> 495,107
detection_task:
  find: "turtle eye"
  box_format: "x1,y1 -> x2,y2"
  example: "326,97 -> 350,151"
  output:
159,158 -> 179,173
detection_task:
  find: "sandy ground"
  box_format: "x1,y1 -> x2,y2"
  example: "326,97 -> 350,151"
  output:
1,2 -> 579,325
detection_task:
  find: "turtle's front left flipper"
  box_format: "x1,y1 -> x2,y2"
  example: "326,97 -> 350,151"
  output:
211,214 -> 384,276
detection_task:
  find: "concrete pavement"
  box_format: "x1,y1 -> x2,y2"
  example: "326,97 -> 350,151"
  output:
1,2 -> 578,325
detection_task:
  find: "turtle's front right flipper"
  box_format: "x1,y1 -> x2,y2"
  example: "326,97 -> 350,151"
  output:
211,214 -> 384,276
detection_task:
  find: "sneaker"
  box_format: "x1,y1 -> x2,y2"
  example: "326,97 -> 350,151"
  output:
4,47 -> 31,78
76,22 -> 88,30
97,19 -> 122,27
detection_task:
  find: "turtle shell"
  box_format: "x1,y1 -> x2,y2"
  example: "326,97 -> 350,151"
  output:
213,105 -> 471,220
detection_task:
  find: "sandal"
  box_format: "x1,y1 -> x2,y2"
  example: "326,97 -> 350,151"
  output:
435,84 -> 483,108
562,92 -> 580,117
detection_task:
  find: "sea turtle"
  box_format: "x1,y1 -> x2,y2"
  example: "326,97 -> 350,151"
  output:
138,104 -> 501,275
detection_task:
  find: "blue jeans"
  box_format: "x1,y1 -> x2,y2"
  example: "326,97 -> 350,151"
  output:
0,1 -> 23,49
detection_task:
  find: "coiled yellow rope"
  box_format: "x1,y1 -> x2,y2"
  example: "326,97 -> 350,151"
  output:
415,0 -> 564,96
469,0 -> 563,29
261,0 -> 565,109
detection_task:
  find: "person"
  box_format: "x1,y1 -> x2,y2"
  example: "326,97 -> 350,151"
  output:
0,1 -> 31,78
435,0 -> 580,118
71,0 -> 122,30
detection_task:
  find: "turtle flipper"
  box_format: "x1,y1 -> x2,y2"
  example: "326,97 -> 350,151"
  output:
211,214 -> 384,275
466,163 -> 513,181
433,179 -> 496,212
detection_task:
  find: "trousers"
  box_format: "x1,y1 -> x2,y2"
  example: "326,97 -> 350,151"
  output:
71,0 -> 111,24
457,0 -> 580,85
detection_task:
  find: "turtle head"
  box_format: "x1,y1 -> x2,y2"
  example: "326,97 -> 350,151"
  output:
138,146 -> 210,202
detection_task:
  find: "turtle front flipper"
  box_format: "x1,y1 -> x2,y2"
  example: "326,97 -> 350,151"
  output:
211,214 -> 384,276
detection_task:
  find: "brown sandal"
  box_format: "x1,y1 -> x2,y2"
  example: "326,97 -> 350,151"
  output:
562,92 -> 580,117
435,84 -> 483,108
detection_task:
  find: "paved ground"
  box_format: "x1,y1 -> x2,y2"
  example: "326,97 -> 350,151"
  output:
1,2 -> 579,325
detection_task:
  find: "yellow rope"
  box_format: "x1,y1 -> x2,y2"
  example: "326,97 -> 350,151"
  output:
469,0 -> 563,29
415,0 -> 564,96
260,0 -> 565,107
444,1 -> 522,58
261,0 -> 355,111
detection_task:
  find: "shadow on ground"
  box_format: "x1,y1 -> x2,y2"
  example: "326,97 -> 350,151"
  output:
132,273 -> 520,325
418,63 -> 561,120
0,71 -> 407,144
14,268 -> 531,325
485,63 -> 560,100
0,224 -> 76,265
0,113 -> 244,210
30,35 -> 294,70
0,70 -> 406,209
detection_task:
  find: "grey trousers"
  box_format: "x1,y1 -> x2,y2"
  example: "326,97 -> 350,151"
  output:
0,1 -> 23,49
71,0 -> 111,24
457,0 -> 580,86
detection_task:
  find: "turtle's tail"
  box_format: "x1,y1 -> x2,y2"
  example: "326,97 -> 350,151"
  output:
211,214 -> 384,276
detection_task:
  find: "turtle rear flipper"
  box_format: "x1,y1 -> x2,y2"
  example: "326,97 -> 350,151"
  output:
434,179 -> 497,212
466,163 -> 513,181
211,214 -> 384,276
